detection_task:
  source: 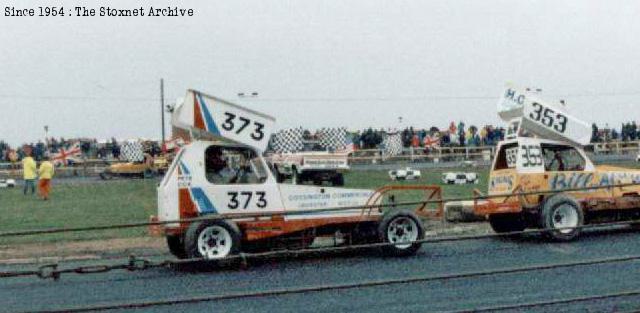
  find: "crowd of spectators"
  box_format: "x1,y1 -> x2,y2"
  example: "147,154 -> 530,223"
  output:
292,122 -> 506,150
0,138 -> 162,163
353,122 -> 506,150
1,122 -> 638,163
591,122 -> 640,143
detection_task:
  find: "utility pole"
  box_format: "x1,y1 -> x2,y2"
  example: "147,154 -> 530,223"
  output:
160,78 -> 165,144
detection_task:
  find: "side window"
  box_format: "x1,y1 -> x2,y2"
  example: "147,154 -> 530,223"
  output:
541,145 -> 586,172
205,146 -> 268,184
494,143 -> 518,170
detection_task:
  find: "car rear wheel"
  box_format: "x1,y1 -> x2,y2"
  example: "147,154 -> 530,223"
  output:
541,194 -> 584,241
378,210 -> 425,257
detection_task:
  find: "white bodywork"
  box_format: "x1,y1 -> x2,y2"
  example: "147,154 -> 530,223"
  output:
442,172 -> 478,185
498,83 -> 591,146
158,90 -> 378,231
171,90 -> 276,152
492,84 -> 596,175
158,141 -> 375,225
492,137 -> 596,175
389,168 -> 421,181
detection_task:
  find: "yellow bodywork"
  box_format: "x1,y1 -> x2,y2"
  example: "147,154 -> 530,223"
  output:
107,162 -> 152,174
486,166 -> 640,212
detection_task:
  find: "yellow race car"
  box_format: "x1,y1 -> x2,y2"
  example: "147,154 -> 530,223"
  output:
474,84 -> 640,241
100,154 -> 169,179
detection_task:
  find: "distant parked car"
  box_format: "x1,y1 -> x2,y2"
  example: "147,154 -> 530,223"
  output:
0,179 -> 16,188
389,168 -> 422,181
442,172 -> 478,185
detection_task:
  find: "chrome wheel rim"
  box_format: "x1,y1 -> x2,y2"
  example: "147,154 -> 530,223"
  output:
197,225 -> 232,259
552,204 -> 579,234
387,217 -> 419,249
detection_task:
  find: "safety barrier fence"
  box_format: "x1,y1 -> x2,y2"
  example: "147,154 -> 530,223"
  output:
1,138 -> 639,169
1,144 -> 638,178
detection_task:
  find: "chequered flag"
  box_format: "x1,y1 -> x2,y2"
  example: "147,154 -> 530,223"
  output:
270,128 -> 304,153
318,127 -> 348,151
382,132 -> 403,156
121,141 -> 144,162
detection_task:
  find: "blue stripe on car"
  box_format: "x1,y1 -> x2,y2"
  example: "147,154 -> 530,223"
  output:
190,187 -> 218,214
179,161 -> 190,175
197,94 -> 221,135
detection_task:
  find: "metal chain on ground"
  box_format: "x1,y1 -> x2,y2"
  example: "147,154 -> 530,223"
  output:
0,250 -> 173,267
16,254 -> 640,313
2,182 -> 640,238
0,255 -> 166,280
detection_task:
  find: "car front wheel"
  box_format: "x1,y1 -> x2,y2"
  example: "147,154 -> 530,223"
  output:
185,219 -> 242,260
541,194 -> 584,241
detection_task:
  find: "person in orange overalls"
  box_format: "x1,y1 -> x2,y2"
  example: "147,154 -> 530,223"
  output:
38,155 -> 55,200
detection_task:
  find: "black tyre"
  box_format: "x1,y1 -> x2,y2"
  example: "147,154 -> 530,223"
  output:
332,173 -> 345,186
541,194 -> 584,241
378,210 -> 425,257
488,214 -> 526,234
166,235 -> 187,259
185,219 -> 242,260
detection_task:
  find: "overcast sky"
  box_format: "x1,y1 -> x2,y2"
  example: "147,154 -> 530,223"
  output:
1,0 -> 639,146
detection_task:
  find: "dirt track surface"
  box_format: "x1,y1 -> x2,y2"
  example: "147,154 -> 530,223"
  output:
0,237 -> 166,264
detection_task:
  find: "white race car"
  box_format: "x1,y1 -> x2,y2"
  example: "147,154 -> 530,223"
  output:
442,172 -> 478,185
269,151 -> 348,186
153,90 -> 429,260
389,168 -> 422,181
0,179 -> 16,188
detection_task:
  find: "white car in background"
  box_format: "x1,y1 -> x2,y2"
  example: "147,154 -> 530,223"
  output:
442,172 -> 478,185
389,168 -> 422,181
269,151 -> 349,186
0,179 -> 16,188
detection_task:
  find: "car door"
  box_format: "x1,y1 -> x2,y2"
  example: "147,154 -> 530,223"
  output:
197,144 -> 284,216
